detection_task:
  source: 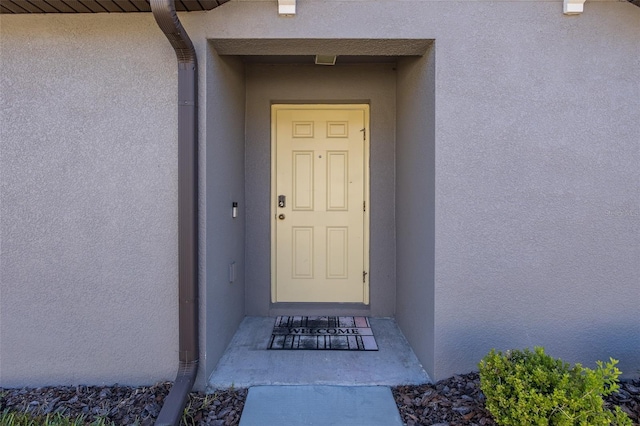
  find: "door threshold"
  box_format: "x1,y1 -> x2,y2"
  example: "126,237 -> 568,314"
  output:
268,302 -> 371,317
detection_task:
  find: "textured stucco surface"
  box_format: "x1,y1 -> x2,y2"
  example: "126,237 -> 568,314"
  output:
0,14 -> 179,387
395,51 -> 437,377
431,3 -> 640,379
430,2 -> 639,380
191,0 -> 640,380
199,48 -> 247,390
1,0 -> 639,388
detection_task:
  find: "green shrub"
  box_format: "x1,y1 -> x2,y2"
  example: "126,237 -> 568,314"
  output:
478,347 -> 631,426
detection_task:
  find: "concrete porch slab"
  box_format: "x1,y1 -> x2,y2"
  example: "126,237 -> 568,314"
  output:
208,316 -> 430,389
239,385 -> 404,426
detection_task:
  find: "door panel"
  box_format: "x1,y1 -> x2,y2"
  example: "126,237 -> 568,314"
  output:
326,227 -> 348,279
293,152 -> 314,210
271,105 -> 370,303
327,151 -> 348,210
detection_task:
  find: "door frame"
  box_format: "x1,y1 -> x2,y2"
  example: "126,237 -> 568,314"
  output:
270,103 -> 371,304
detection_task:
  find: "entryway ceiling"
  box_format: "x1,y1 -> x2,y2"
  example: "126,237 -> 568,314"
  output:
210,39 -> 433,57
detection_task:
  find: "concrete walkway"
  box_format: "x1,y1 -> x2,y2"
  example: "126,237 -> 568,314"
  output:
208,316 -> 430,388
210,317 -> 428,425
239,385 -> 404,426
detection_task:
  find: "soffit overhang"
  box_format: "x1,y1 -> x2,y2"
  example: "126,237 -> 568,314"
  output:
211,39 -> 434,56
0,0 -> 227,13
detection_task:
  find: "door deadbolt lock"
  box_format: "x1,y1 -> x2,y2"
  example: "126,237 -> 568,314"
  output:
278,195 -> 286,208
278,214 -> 286,220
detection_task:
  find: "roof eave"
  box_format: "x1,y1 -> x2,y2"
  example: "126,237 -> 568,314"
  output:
0,0 -> 228,14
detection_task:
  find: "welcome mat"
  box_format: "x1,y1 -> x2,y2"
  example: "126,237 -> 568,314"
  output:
268,316 -> 378,351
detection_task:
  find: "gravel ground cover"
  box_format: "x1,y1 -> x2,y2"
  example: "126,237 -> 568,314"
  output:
2,373 -> 638,425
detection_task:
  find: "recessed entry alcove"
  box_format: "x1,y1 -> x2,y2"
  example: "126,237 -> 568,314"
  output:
202,38 -> 436,387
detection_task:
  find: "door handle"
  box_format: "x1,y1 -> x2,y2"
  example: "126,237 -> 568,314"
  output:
278,214 -> 286,220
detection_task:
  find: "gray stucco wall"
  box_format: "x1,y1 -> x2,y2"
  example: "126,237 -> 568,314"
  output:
0,14 -> 179,387
193,0 -> 640,381
396,50 -> 437,377
200,48 -> 246,389
431,2 -> 640,380
2,0 -> 638,388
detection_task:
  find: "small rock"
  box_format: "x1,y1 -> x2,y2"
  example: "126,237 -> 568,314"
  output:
143,402 -> 160,417
625,384 -> 639,394
217,406 -> 232,419
453,406 -> 473,415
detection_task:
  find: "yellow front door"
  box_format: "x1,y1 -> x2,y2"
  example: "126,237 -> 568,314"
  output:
271,105 -> 370,303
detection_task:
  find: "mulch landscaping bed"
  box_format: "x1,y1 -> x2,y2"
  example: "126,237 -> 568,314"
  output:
392,372 -> 639,426
393,372 -> 496,425
2,373 -> 638,425
0,383 -> 246,426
